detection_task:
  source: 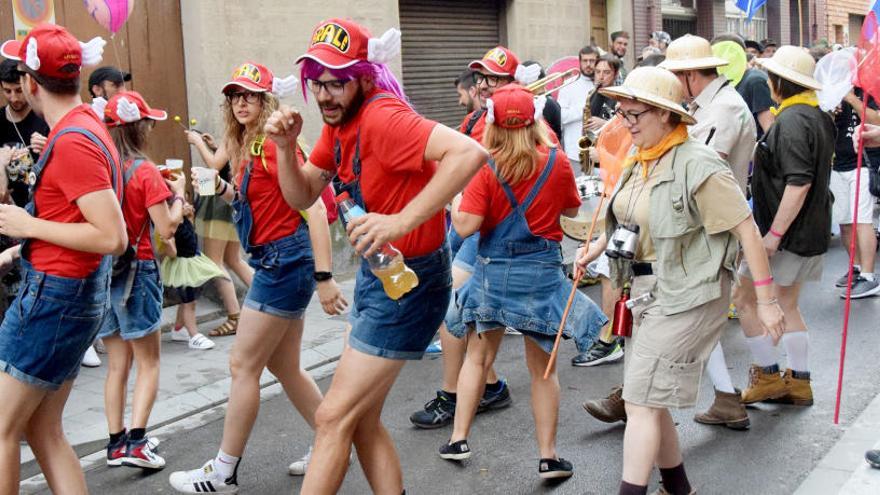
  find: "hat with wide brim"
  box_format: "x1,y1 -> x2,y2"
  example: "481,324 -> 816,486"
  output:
660,34 -> 730,72
755,45 -> 822,91
599,66 -> 696,125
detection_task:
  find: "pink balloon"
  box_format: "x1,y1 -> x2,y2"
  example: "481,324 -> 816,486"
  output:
83,0 -> 135,34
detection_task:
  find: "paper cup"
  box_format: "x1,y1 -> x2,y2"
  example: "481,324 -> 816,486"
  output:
193,167 -> 217,196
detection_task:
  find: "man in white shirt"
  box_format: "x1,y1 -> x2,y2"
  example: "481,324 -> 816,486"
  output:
557,46 -> 597,177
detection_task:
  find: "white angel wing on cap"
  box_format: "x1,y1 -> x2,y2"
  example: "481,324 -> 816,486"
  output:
79,37 -> 106,67
485,98 -> 495,124
25,37 -> 40,72
272,74 -> 300,98
90,97 -> 108,118
514,64 -> 541,85
117,96 -> 141,123
367,28 -> 402,65
533,95 -> 547,121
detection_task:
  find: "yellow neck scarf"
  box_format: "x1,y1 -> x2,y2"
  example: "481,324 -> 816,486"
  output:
769,90 -> 819,116
624,123 -> 689,178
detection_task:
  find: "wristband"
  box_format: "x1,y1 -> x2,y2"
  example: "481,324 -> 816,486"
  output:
769,228 -> 784,238
753,277 -> 773,287
314,271 -> 333,282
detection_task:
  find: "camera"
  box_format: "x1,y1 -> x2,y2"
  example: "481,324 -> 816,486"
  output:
605,224 -> 640,260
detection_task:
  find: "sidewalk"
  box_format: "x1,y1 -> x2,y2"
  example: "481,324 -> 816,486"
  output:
19,278 -> 355,476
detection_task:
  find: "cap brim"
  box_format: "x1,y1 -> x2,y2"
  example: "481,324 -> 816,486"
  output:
755,58 -> 822,90
468,60 -> 510,77
1,40 -> 22,61
599,85 -> 697,125
145,109 -> 167,121
221,80 -> 269,94
660,57 -> 730,71
295,52 -> 360,70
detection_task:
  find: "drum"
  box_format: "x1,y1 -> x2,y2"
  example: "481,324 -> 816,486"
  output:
561,176 -> 604,242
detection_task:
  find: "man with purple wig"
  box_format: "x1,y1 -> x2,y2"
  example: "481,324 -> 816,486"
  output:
265,18 -> 487,494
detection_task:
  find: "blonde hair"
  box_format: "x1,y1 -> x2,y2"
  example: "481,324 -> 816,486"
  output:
482,121 -> 554,184
222,92 -> 279,176
109,119 -> 153,163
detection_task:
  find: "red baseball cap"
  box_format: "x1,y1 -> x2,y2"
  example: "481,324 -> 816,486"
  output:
104,90 -> 167,127
222,62 -> 274,94
488,85 -> 536,129
295,18 -> 371,69
469,46 -> 520,77
1,24 -> 83,80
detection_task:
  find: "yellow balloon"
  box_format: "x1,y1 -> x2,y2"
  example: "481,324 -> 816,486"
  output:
190,118 -> 198,126
713,41 -> 748,87
174,115 -> 182,122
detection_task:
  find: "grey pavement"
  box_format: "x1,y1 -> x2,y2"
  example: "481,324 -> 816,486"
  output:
18,237 -> 880,494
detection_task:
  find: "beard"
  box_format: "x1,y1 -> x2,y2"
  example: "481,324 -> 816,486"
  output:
319,86 -> 366,127
8,100 -> 27,113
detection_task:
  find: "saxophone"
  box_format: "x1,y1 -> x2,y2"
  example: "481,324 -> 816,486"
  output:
577,88 -> 597,174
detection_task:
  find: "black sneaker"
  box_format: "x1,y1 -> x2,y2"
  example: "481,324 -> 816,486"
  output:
867,449 -> 880,469
478,378 -> 512,412
836,268 -> 860,288
409,390 -> 456,429
539,457 -> 573,479
571,339 -> 624,367
439,439 -> 471,461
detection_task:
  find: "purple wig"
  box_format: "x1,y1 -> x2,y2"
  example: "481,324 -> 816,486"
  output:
300,59 -> 408,105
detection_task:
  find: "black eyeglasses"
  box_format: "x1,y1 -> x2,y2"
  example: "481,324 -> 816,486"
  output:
306,78 -> 351,96
473,73 -> 512,88
615,107 -> 654,125
226,91 -> 260,104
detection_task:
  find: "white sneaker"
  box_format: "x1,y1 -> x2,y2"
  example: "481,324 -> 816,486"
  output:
171,327 -> 190,342
288,446 -> 354,476
188,333 -> 215,350
81,346 -> 101,367
169,460 -> 239,494
148,436 -> 160,451
504,327 -> 522,336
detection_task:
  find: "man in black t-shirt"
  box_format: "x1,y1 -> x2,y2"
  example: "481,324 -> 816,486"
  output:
829,90 -> 879,298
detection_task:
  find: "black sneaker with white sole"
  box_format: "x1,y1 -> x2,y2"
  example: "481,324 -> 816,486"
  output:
539,457 -> 574,479
439,439 -> 471,461
410,390 -> 456,429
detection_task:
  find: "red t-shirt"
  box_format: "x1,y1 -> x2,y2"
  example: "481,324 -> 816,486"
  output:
29,105 -> 122,278
310,90 -> 442,258
460,146 -> 580,241
121,159 -> 172,260
458,110 -> 560,145
235,139 -> 304,246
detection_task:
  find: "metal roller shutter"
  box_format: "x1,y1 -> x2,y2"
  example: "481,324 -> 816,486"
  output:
399,0 -> 502,127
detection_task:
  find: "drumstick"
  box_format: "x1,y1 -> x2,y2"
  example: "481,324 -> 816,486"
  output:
544,194 -> 606,380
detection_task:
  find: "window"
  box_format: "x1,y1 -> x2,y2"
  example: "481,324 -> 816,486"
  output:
724,0 -> 767,41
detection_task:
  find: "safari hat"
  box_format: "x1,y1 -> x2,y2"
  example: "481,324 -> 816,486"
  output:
599,66 -> 696,125
755,45 -> 822,90
660,35 -> 729,72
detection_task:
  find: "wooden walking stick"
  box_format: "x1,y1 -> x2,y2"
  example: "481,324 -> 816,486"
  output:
544,193 -> 606,380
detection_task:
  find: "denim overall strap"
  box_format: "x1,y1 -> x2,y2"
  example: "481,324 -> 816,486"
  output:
519,147 -> 556,212
331,93 -> 396,213
232,160 -> 255,253
117,158 -> 152,304
22,127 -> 120,260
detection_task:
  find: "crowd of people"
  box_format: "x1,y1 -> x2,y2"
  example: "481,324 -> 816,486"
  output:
0,16 -> 877,495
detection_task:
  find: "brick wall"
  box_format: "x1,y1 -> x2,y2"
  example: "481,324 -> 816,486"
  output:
826,0 -> 871,44
633,0 -> 662,55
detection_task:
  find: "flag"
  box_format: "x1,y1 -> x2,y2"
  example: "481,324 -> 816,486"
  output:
735,0 -> 768,21
856,0 -> 880,101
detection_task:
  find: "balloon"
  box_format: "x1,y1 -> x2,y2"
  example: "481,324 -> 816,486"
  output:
83,0 -> 135,34
855,12 -> 880,103
545,56 -> 579,92
815,47 -> 857,111
712,41 -> 747,87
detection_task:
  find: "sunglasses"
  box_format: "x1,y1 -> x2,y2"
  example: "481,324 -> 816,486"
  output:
226,91 -> 261,104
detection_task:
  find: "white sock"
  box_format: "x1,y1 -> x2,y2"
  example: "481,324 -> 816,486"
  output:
746,335 -> 778,368
706,343 -> 736,393
782,332 -> 810,373
214,449 -> 239,479
863,272 -> 875,282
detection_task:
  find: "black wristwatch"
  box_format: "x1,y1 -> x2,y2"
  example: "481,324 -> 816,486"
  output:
314,271 -> 333,282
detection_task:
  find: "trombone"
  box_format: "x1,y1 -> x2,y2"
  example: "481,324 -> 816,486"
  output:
525,68 -> 581,97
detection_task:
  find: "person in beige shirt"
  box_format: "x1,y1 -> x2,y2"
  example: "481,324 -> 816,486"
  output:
660,35 -> 758,431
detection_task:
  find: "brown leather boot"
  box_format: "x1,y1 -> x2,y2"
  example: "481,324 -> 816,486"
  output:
694,389 -> 750,430
766,369 -> 814,406
583,385 -> 627,423
740,364 -> 787,404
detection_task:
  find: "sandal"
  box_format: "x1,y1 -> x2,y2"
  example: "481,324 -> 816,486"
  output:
209,312 -> 239,337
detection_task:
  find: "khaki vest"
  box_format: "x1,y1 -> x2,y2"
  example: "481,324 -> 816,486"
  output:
606,138 -> 739,315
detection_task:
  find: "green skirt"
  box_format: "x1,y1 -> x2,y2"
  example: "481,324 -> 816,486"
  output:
160,254 -> 229,289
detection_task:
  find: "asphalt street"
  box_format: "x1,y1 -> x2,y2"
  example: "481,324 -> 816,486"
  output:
69,241 -> 880,494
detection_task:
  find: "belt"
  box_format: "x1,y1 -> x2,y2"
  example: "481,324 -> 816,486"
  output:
632,262 -> 654,277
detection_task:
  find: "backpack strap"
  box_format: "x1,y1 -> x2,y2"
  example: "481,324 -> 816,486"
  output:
464,108 -> 486,137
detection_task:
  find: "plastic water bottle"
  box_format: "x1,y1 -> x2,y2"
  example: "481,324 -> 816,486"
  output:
336,192 -> 419,300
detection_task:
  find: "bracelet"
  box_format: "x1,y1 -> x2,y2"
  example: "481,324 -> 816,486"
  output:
769,228 -> 784,238
756,297 -> 779,306
217,179 -> 228,196
753,277 -> 773,287
313,271 -> 333,282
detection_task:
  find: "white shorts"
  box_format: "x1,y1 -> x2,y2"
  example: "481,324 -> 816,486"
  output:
831,168 -> 873,225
